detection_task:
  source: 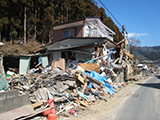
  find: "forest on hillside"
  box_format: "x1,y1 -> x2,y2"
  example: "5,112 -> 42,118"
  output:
0,0 -> 123,44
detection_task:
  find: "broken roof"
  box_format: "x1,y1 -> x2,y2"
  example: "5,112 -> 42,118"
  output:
46,37 -> 119,51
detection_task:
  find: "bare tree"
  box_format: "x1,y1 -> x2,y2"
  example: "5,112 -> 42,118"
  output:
128,37 -> 141,54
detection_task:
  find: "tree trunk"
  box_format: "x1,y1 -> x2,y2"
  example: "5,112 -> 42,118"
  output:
34,21 -> 37,41
0,30 -> 1,42
24,6 -> 26,45
34,0 -> 37,41
10,26 -> 12,45
61,6 -> 63,23
10,37 -> 12,45
49,29 -> 51,43
66,7 -> 68,22
19,32 -> 21,41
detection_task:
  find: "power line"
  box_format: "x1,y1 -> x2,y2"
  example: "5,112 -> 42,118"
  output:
87,0 -> 123,32
98,0 -> 122,27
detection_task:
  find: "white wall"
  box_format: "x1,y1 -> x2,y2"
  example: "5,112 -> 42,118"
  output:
53,51 -> 61,61
19,56 -> 31,74
83,20 -> 114,41
41,56 -> 49,68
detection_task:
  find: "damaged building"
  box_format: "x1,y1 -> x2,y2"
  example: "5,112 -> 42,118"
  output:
47,17 -> 119,66
0,17 -> 149,120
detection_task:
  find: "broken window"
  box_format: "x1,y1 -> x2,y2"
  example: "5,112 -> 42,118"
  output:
63,29 -> 75,39
88,26 -> 94,37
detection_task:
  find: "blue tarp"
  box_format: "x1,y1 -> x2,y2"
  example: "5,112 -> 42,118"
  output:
83,71 -> 115,95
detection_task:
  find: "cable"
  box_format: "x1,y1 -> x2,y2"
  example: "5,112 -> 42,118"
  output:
87,0 -> 123,33
98,0 -> 122,27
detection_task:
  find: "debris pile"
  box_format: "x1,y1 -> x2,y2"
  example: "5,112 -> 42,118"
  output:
0,40 -> 149,120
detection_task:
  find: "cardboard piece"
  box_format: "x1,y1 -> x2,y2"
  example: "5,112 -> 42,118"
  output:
52,58 -> 65,71
77,63 -> 101,73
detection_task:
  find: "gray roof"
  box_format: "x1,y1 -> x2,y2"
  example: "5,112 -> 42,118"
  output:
46,37 -> 119,51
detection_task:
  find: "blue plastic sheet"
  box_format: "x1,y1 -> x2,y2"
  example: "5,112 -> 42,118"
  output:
83,71 -> 115,95
77,90 -> 87,99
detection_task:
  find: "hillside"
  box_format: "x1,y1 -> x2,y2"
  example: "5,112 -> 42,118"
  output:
1,39 -> 45,56
134,46 -> 160,65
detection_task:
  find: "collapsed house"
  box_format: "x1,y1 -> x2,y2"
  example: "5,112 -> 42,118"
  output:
0,17 -> 147,120
47,17 -> 117,64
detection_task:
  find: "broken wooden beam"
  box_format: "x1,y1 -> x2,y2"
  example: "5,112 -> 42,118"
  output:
123,50 -> 134,60
86,76 -> 104,89
125,58 -> 134,74
113,57 -> 119,64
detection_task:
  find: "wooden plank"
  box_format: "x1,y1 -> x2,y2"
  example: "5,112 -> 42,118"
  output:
117,39 -> 125,45
31,101 -> 43,109
125,58 -> 134,74
86,76 -> 104,89
0,104 -> 34,120
77,63 -> 101,73
119,43 -> 124,55
49,70 -> 65,79
75,99 -> 88,107
123,50 -> 134,60
79,74 -> 87,100
113,57 -> 119,64
80,74 -> 87,94
95,47 -> 101,58
76,74 -> 85,84
118,52 -> 124,64
18,106 -> 55,120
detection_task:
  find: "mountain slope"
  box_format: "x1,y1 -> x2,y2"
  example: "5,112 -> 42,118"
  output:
134,46 -> 160,65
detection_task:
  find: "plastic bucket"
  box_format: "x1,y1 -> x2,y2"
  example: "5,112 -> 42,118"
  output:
42,109 -> 52,116
47,113 -> 57,120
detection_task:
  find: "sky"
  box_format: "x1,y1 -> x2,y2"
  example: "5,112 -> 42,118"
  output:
95,0 -> 160,47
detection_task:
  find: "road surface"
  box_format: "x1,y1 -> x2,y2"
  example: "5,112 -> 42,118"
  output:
114,75 -> 160,120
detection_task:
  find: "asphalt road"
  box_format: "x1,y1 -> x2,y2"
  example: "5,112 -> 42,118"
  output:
114,75 -> 160,120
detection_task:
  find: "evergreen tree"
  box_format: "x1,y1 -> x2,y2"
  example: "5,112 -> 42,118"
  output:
0,0 -> 123,44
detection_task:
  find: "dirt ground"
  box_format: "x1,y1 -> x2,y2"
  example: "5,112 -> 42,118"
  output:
1,39 -> 45,56
61,76 -> 154,120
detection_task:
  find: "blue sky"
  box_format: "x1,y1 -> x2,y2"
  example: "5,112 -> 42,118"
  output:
95,0 -> 160,47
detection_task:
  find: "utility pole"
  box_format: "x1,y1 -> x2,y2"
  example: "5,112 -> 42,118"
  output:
122,25 -> 126,49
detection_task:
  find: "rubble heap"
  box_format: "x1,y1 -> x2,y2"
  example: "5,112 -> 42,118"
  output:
0,40 -> 149,120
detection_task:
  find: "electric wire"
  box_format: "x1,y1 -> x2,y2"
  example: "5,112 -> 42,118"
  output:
87,0 -> 124,34
87,0 -> 122,31
98,0 -> 122,27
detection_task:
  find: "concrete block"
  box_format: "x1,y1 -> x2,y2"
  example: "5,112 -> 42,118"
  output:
0,90 -> 19,100
0,94 -> 31,114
